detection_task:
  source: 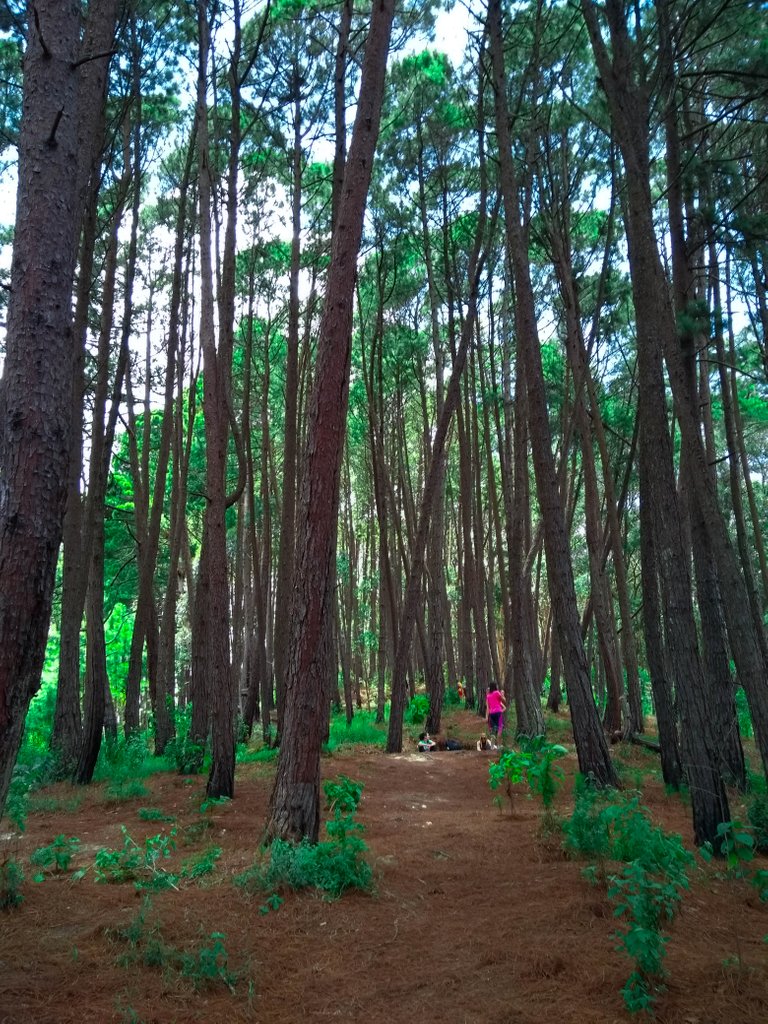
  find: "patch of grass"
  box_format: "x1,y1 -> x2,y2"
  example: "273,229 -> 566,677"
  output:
137,807 -> 175,823
27,793 -> 85,816
324,711 -> 387,752
236,744 -> 279,764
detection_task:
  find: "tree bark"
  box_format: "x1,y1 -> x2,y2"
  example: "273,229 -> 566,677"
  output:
266,0 -> 395,842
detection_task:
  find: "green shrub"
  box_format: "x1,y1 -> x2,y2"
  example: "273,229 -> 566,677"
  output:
488,741 -> 567,816
30,835 -> 81,879
0,857 -> 24,911
4,753 -> 63,832
95,826 -> 178,886
164,705 -> 205,775
443,686 -> 463,708
405,693 -> 430,725
747,792 -> 768,852
564,785 -> 693,1013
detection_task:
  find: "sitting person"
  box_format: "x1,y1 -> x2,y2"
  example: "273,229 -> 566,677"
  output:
417,731 -> 437,752
477,733 -> 496,751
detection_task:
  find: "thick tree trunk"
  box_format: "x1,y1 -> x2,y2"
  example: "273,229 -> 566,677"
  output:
582,0 -> 729,840
266,0 -> 395,842
0,1 -> 107,818
489,0 -> 617,785
51,0 -> 121,770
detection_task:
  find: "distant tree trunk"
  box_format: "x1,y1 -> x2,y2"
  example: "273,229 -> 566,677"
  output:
662,47 -> 746,791
386,189 -> 491,753
75,523 -> 109,785
509,369 -> 546,737
638,483 -> 683,788
272,68 -> 305,745
266,0 -> 395,842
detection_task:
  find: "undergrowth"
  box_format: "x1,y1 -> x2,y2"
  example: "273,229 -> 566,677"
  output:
488,739 -> 567,822
563,783 -> 693,1013
108,896 -> 247,994
234,775 -> 372,899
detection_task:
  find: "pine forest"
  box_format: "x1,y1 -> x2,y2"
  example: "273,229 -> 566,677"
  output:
1,1 -> 768,1021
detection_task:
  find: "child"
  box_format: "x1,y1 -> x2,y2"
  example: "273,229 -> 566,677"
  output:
417,731 -> 437,752
476,733 -> 495,751
486,682 -> 507,748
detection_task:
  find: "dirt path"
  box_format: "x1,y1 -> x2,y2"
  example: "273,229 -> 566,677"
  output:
1,738 -> 767,1024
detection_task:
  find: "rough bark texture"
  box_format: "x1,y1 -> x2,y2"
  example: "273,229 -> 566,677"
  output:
489,0 -> 617,786
51,0 -> 121,770
0,1 -> 88,817
582,0 -> 729,841
266,0 -> 396,842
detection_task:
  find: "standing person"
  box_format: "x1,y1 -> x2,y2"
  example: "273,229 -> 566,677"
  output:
486,683 -> 507,748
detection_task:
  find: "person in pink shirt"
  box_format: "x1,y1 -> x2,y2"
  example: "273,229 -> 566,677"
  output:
486,682 -> 507,748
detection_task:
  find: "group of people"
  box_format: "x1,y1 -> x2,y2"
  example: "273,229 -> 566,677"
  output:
416,682 -> 507,753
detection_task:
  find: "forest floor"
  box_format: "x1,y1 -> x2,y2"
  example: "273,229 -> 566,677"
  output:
1,710 -> 767,1024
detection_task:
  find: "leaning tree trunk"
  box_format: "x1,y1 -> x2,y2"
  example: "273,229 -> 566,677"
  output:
266,0 -> 396,842
489,0 -> 617,786
582,0 -> 729,841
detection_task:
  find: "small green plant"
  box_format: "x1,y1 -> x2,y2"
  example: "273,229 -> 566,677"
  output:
609,859 -> 687,1011
488,741 -> 567,816
564,785 -> 693,1013
259,893 -> 284,915
178,932 -> 240,992
181,845 -> 222,880
95,825 -> 178,886
405,693 -> 430,725
109,899 -> 245,994
713,819 -> 756,876
30,834 -> 80,879
0,857 -> 24,911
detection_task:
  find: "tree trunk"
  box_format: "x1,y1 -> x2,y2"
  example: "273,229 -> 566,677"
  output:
266,0 -> 395,842
489,0 -> 617,785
